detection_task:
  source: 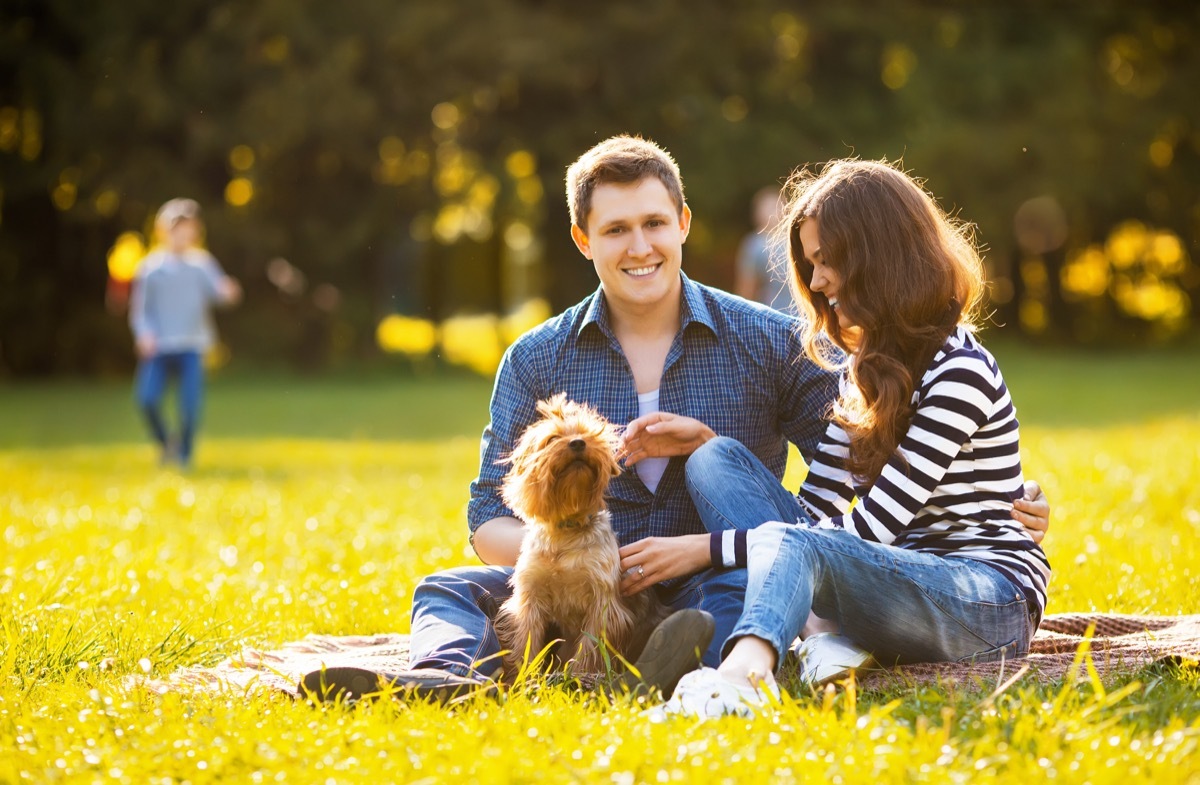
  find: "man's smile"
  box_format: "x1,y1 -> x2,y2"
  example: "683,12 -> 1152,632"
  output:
624,263 -> 662,278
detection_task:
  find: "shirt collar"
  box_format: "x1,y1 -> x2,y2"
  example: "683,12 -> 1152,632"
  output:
578,272 -> 717,339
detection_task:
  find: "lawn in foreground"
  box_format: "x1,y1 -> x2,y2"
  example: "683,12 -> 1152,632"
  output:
2,346 -> 1199,783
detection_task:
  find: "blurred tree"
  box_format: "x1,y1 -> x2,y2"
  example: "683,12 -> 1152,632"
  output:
1,0 -> 1197,376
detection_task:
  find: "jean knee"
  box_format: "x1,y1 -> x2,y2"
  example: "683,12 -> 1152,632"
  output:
685,436 -> 747,490
414,567 -> 505,616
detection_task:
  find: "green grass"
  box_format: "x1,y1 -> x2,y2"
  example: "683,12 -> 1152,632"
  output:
2,345 -> 1199,783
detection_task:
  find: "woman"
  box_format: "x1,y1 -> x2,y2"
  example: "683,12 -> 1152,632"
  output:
658,159 -> 1051,717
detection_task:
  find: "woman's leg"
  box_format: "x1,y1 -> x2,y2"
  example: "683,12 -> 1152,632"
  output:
721,524 -> 1032,684
685,436 -> 811,532
685,436 -> 836,638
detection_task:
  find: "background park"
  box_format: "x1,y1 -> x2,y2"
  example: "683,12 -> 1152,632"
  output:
2,2 -> 1199,783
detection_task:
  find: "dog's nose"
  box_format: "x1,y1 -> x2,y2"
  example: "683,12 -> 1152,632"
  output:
568,438 -> 586,453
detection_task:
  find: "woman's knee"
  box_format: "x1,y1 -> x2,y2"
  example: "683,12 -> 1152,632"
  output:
685,436 -> 751,491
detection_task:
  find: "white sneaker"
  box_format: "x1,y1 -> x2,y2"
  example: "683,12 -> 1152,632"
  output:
643,667 -> 780,721
794,633 -> 874,686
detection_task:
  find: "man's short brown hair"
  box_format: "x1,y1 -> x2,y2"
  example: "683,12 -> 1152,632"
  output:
565,135 -> 685,231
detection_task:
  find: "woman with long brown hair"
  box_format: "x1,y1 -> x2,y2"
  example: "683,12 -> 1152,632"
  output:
656,159 -> 1051,718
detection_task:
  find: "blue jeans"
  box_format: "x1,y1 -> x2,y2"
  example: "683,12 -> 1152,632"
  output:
408,563 -> 749,677
134,351 -> 204,464
686,437 -> 1032,667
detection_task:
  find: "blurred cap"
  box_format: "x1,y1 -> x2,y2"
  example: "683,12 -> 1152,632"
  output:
156,198 -> 201,227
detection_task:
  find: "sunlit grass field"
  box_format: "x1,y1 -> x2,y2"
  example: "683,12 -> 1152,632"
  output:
2,345 -> 1199,784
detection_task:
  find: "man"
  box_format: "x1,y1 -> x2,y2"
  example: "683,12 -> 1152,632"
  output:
342,136 -> 1049,699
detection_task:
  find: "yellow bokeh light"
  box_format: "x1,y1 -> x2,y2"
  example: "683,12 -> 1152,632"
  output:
376,314 -> 436,356
504,222 -> 533,252
1106,221 -> 1148,269
505,150 -> 535,179
721,96 -> 749,123
229,145 -> 255,171
881,44 -> 917,90
1061,246 -> 1110,299
431,102 -> 460,130
225,178 -> 254,207
379,136 -> 405,163
51,183 -> 76,211
1150,231 -> 1186,275
441,313 -> 504,375
1019,298 -> 1047,333
516,176 -> 543,205
107,231 -> 147,283
94,189 -> 120,217
500,298 -> 551,345
262,35 -> 289,63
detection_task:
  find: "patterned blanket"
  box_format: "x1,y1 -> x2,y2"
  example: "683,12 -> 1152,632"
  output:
130,614 -> 1200,698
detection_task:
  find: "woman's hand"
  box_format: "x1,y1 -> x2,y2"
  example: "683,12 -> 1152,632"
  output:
618,412 -> 716,467
1013,480 -> 1050,544
618,534 -> 711,596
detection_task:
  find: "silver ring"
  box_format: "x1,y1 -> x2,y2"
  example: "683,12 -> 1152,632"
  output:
636,566 -> 645,578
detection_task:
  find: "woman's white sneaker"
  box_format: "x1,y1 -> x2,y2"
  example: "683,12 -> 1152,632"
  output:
644,667 -> 780,720
795,633 -> 874,686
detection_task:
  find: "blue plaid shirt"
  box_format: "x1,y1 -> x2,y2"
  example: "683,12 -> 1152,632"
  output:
468,273 -> 839,548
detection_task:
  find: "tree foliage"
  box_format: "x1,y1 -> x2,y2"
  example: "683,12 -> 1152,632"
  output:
2,0 -> 1198,375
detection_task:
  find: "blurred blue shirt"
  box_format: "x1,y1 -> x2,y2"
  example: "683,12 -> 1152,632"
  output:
467,273 -> 838,547
129,249 -> 230,353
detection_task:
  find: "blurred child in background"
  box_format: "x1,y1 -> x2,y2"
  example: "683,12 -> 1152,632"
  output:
734,186 -> 795,313
128,198 -> 241,467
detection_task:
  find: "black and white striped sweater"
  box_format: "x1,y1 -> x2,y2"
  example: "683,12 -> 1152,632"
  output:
713,326 -> 1051,624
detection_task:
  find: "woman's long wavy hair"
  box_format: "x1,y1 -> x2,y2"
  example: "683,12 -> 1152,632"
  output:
779,159 -> 986,485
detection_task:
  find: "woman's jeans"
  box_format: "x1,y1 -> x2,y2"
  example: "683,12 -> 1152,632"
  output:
686,437 -> 1032,667
134,350 -> 204,465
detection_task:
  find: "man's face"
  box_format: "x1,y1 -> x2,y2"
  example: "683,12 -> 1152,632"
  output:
571,177 -> 691,312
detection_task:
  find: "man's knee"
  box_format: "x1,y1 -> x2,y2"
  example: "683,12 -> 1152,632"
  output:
413,566 -> 510,615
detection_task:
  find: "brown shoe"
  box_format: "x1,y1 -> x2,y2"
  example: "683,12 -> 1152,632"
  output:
613,609 -> 715,698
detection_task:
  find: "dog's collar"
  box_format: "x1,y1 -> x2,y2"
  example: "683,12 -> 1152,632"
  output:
556,513 -> 598,531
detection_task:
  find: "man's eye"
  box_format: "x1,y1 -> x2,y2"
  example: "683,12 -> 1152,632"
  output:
606,227 -> 624,235
647,220 -> 664,228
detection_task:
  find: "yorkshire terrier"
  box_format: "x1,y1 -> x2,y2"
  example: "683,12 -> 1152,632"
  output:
495,393 -> 671,678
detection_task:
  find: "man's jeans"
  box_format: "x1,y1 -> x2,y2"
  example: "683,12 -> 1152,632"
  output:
686,437 -> 1032,666
408,564 -> 748,677
134,350 -> 204,464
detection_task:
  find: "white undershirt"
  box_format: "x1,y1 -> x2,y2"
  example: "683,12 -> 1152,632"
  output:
635,389 -> 670,494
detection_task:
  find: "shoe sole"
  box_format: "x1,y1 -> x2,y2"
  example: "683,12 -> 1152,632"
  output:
299,666 -> 487,704
614,609 -> 715,698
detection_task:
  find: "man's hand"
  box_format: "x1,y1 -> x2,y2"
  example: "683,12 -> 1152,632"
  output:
136,335 -> 157,359
619,413 -> 716,467
618,534 -> 711,595
1013,480 -> 1050,544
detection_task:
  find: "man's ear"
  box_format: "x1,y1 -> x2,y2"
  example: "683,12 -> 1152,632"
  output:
570,224 -> 592,259
678,204 -> 693,243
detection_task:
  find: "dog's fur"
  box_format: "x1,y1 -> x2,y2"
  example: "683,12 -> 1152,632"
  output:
495,394 -> 670,677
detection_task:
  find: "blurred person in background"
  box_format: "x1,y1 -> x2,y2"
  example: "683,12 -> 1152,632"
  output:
734,186 -> 794,313
128,198 -> 242,468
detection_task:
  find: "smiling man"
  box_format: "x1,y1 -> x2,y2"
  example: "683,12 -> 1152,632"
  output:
311,136 -> 1048,702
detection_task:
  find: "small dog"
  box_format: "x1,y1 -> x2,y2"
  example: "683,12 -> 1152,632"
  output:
495,393 -> 670,678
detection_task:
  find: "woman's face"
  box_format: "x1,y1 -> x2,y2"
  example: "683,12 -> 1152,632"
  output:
799,217 -> 854,331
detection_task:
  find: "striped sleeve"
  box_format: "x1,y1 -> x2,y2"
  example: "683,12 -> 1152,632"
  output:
813,351 -> 999,545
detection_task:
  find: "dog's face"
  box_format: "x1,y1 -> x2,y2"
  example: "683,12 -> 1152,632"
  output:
502,394 -> 622,528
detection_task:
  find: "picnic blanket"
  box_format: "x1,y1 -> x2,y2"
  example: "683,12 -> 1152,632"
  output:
130,613 -> 1200,698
